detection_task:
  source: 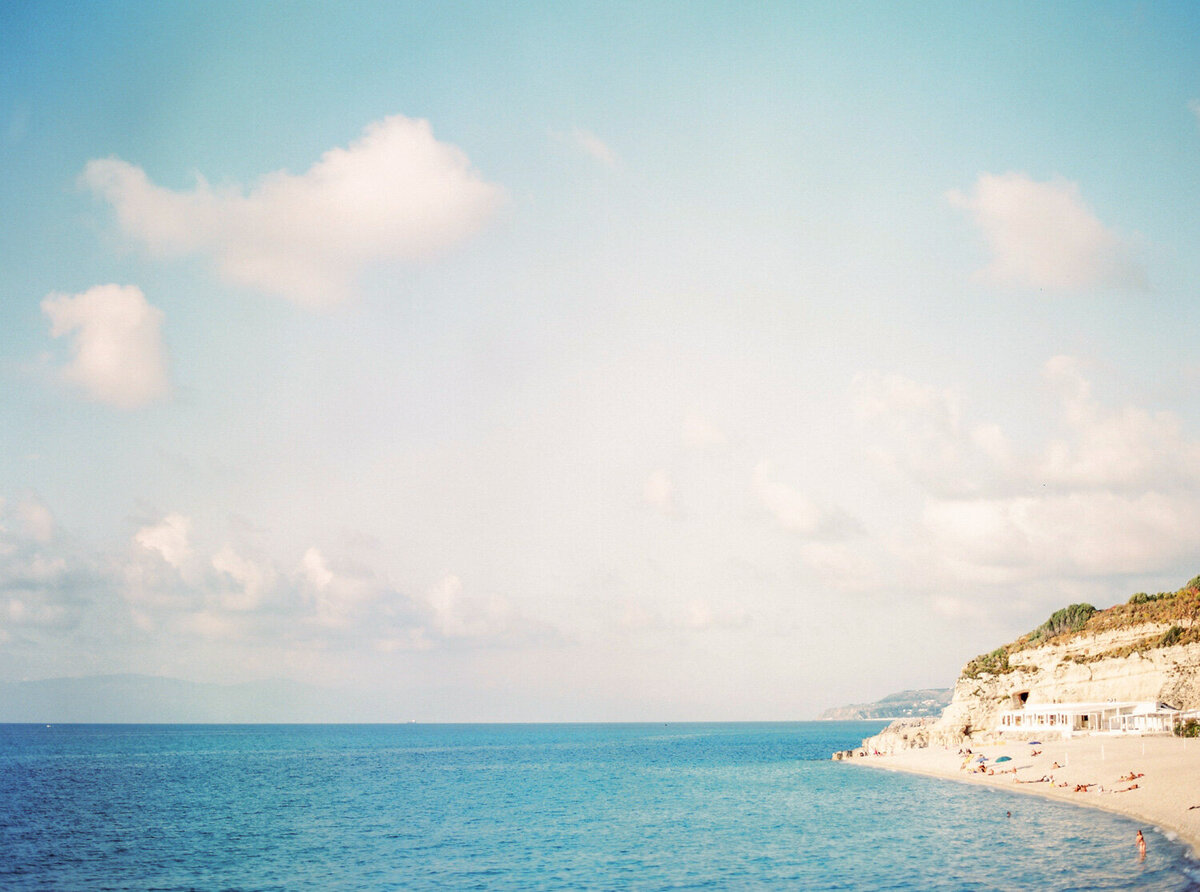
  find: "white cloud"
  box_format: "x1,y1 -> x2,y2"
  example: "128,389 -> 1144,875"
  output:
752,461 -> 856,538
42,284 -> 169,409
300,547 -> 334,590
861,359 -> 1200,590
211,546 -> 275,612
134,514 -> 192,569
853,371 -> 1010,497
298,548 -> 380,630
427,573 -> 468,637
753,462 -> 822,534
553,127 -> 617,167
83,115 -> 504,306
643,469 -> 675,515
124,514 -> 207,614
855,360 -> 1200,500
1038,356 -> 1200,491
0,498 -> 99,633
947,172 -> 1145,291
3,491 -> 554,662
922,491 -> 1200,580
425,573 -> 518,640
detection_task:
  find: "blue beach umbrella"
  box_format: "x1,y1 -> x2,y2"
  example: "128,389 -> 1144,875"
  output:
995,756 -> 1012,763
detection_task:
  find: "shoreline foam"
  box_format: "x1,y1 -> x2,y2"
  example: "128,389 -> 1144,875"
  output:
843,734 -> 1200,858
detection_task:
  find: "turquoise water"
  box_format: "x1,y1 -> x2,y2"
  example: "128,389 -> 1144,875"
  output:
0,722 -> 1195,889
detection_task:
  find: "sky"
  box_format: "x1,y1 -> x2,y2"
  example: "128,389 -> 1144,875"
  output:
3,1 -> 1200,721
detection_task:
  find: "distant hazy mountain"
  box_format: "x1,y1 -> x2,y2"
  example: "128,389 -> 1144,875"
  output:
0,674 -> 365,723
819,688 -> 952,721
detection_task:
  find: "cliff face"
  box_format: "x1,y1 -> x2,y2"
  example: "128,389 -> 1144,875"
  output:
939,625 -> 1200,736
849,580 -> 1200,756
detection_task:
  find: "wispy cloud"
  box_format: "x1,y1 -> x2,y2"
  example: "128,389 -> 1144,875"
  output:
42,284 -> 169,409
552,127 -> 617,168
947,172 -> 1145,291
82,115 -> 503,306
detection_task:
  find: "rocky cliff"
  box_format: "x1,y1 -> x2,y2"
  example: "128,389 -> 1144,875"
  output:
838,578 -> 1200,757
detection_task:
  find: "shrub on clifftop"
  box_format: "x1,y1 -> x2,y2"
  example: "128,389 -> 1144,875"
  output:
962,647 -> 1012,679
1031,603 -> 1097,641
960,575 -> 1200,681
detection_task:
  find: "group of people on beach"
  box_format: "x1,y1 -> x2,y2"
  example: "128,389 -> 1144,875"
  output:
959,749 -> 1147,795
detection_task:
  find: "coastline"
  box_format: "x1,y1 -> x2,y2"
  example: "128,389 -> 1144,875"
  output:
842,734 -> 1200,858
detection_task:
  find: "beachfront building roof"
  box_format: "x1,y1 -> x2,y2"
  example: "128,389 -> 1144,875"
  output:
996,701 -> 1179,736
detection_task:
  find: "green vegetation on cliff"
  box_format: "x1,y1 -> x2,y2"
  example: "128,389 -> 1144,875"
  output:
1031,603 -> 1097,640
962,575 -> 1200,679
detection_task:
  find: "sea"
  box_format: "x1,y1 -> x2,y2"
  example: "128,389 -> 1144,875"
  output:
1,721 -> 1197,890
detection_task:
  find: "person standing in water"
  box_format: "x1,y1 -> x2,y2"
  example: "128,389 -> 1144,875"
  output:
1136,829 -> 1147,861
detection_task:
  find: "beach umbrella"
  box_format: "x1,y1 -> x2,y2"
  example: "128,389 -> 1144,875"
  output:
1028,741 -> 1041,745
974,755 -> 987,762
995,756 -> 1012,763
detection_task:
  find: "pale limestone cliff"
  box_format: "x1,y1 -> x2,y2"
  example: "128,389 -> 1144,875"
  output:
839,615 -> 1200,758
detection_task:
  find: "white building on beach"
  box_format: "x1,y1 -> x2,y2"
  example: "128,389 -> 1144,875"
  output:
996,701 -> 1179,736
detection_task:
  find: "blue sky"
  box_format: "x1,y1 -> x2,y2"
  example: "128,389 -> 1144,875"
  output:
3,2 -> 1200,719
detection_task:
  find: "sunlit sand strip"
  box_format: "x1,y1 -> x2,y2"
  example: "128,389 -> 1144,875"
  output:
843,735 -> 1200,856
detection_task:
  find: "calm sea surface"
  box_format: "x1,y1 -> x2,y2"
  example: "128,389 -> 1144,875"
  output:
1,722 -> 1196,890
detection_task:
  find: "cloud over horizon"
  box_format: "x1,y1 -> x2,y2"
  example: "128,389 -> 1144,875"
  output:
0,497 -> 101,640
122,512 -> 553,655
948,172 -> 1145,292
82,115 -> 503,306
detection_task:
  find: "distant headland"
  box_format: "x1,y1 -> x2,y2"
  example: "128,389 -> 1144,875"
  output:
819,688 -> 952,722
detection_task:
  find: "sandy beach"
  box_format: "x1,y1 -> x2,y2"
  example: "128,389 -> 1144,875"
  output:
845,735 -> 1200,857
